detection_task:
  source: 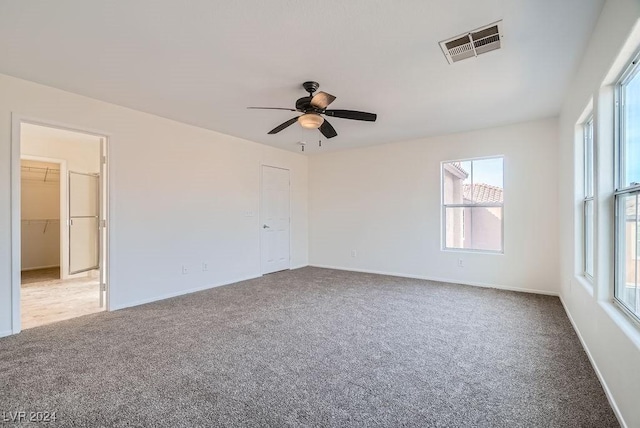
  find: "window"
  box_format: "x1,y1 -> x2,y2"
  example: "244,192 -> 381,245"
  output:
615,58 -> 640,321
584,117 -> 594,279
442,157 -> 504,252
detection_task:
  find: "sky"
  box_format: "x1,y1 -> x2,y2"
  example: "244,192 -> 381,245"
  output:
459,158 -> 503,188
624,73 -> 640,187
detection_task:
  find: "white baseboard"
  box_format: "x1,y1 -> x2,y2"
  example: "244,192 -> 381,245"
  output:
0,329 -> 13,339
109,274 -> 262,311
21,264 -> 60,272
290,264 -> 309,270
559,296 -> 627,428
309,264 -> 559,296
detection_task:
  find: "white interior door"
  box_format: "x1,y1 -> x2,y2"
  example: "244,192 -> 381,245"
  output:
68,171 -> 99,275
261,166 -> 290,274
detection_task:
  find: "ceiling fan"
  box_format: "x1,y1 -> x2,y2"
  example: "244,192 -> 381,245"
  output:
247,81 -> 377,139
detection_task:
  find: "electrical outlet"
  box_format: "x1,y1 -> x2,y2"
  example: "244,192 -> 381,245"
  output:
457,258 -> 464,268
182,265 -> 188,275
351,250 -> 357,258
202,262 -> 208,272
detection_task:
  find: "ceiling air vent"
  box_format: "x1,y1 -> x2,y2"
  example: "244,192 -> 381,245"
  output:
439,21 -> 503,64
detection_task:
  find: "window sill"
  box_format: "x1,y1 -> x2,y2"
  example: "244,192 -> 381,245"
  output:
574,275 -> 594,297
442,248 -> 504,255
599,300 -> 640,351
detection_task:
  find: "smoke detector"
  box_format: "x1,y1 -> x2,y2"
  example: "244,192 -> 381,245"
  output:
439,20 -> 503,64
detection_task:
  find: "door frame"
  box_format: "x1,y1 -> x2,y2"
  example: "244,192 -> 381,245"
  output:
10,114 -> 111,335
259,164 -> 291,275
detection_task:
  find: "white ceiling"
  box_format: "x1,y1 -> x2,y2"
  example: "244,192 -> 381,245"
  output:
0,1 -> 604,154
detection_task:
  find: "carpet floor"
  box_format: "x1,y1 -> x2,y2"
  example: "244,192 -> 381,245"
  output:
0,267 -> 618,427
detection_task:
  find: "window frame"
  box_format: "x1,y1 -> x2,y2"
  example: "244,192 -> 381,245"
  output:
583,116 -> 594,281
614,55 -> 640,323
441,155 -> 505,254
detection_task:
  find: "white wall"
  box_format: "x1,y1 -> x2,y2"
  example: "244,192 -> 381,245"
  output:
22,124 -> 101,173
21,160 -> 60,270
309,117 -> 559,294
558,0 -> 640,427
0,73 -> 309,336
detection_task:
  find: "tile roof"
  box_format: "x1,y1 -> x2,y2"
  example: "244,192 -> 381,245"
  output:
463,183 -> 503,203
625,197 -> 638,217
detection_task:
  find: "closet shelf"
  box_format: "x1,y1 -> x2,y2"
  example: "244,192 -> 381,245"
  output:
21,165 -> 60,173
21,218 -> 59,234
21,165 -> 61,182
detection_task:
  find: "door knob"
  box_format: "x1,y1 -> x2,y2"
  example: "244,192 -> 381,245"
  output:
263,224 -> 270,229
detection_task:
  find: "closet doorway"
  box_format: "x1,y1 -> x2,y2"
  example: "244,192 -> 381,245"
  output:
15,121 -> 108,331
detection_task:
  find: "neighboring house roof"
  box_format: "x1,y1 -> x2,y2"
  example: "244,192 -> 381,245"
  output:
625,197 -> 637,218
463,183 -> 503,203
443,162 -> 469,179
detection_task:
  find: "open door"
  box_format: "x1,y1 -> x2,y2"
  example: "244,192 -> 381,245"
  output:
68,172 -> 100,280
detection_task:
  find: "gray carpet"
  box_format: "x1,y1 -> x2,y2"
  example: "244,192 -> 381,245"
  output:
0,267 -> 618,427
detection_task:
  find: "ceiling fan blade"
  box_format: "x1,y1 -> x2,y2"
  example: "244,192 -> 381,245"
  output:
247,107 -> 297,111
268,117 -> 299,134
319,119 -> 338,139
324,109 -> 377,122
310,91 -> 336,109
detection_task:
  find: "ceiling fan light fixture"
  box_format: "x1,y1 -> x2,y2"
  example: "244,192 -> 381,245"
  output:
298,113 -> 324,129
249,81 -> 377,139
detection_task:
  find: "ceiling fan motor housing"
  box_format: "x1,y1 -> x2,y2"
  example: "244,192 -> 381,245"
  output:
302,81 -> 319,94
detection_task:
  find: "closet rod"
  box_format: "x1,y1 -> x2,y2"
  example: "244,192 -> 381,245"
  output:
21,165 -> 61,173
21,165 -> 61,182
21,218 -> 60,233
